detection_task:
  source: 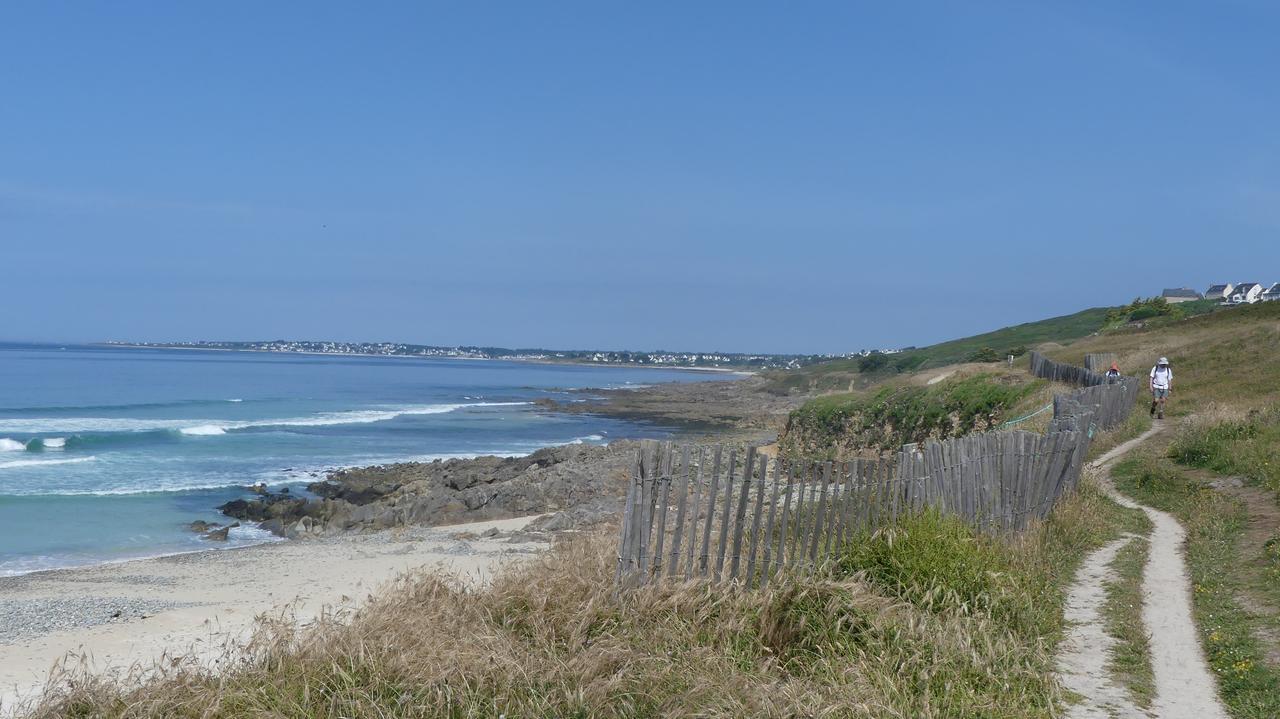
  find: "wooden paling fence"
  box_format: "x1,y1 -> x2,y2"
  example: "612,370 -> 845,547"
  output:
1055,381 -> 1140,431
1029,351 -> 1114,387
617,351 -> 1142,589
1031,351 -> 1141,430
1084,352 -> 1118,373
617,422 -> 1092,587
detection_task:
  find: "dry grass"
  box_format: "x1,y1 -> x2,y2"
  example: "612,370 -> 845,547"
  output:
23,477 -> 1138,719
1043,301 -> 1280,414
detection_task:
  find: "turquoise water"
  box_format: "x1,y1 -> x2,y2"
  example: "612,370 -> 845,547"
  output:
0,343 -> 728,575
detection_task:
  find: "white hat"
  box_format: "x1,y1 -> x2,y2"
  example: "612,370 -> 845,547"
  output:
1158,357 -> 1169,365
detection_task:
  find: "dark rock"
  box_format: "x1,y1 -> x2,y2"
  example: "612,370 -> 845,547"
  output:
188,520 -> 219,533
204,526 -> 230,541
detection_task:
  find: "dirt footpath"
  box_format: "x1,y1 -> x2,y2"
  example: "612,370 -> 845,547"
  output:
1057,426 -> 1228,718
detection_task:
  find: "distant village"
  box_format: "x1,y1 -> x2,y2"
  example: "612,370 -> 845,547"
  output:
1161,282 -> 1280,305
105,340 -> 871,370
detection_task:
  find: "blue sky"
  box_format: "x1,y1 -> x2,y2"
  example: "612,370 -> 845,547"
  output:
2,2 -> 1277,353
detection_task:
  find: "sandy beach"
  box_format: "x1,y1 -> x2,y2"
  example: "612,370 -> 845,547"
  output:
0,514 -> 546,713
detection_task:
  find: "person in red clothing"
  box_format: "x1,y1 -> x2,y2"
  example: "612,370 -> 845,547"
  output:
1105,361 -> 1121,384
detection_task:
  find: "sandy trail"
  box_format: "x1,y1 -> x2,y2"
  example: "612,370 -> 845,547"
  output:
1062,425 -> 1228,718
1057,534 -> 1145,718
0,514 -> 544,714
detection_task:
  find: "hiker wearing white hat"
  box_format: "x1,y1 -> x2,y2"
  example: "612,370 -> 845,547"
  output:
1149,357 -> 1173,419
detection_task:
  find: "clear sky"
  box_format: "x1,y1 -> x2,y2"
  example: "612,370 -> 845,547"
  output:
2,2 -> 1277,354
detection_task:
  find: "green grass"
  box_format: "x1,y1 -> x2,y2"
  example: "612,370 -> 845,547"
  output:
780,373 -> 1043,458
1113,452 -> 1280,718
763,306 -> 1114,394
1103,532 -> 1154,708
1169,409 -> 1280,495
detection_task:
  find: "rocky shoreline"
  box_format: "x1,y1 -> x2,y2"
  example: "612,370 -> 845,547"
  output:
218,375 -> 804,540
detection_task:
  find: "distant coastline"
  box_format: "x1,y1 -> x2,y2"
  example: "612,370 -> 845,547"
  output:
97,340 -> 780,373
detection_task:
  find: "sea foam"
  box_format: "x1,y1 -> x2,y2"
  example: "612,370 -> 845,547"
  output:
0,455 -> 97,470
179,425 -> 227,436
0,402 -> 532,436
0,438 -> 26,452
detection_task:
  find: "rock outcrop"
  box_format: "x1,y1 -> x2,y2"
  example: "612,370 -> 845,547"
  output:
220,441 -> 637,538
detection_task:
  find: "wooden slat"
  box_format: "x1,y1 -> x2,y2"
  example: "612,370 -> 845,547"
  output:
729,447 -> 756,581
858,458 -> 873,534
809,461 -> 830,561
745,453 -> 768,589
761,455 -> 783,586
616,446 -> 642,580
833,461 -> 852,546
776,461 -> 795,572
684,447 -> 705,580
714,448 -> 737,580
651,443 -> 673,578
698,446 -> 723,577
636,443 -> 656,574
791,461 -> 812,567
823,461 -> 840,557
666,444 -> 692,576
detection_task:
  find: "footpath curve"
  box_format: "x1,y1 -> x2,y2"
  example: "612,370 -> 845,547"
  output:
1058,425 -> 1229,718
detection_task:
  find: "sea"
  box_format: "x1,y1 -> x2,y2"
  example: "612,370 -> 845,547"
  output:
0,343 -> 731,576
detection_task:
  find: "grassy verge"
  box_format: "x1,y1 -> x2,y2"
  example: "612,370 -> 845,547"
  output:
780,373 -> 1044,459
1102,532 -> 1154,708
1169,409 -> 1280,495
1113,451 -> 1280,718
26,479 -> 1141,719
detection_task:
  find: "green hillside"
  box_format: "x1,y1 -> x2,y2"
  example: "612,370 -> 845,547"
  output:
766,298 -> 1223,395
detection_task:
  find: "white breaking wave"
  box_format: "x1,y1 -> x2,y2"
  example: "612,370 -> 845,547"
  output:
226,398 -> 243,402
0,455 -> 97,470
179,425 -> 226,436
0,402 -> 531,435
569,434 -> 607,444
0,438 -> 26,452
42,437 -> 66,449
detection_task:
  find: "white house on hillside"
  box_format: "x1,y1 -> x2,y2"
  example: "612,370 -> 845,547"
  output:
1227,282 -> 1265,305
1263,283 -> 1280,302
1206,283 -> 1235,301
1161,288 -> 1203,304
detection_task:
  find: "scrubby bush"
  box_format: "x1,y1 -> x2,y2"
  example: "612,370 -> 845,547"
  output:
966,347 -> 1001,363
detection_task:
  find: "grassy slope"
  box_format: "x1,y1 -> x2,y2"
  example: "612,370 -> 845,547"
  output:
767,298 -> 1226,397
765,306 -> 1113,395
779,372 -> 1047,459
1057,300 -> 1280,717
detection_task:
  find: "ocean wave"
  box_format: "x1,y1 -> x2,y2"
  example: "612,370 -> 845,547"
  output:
0,455 -> 97,470
0,402 -> 532,437
40,437 -> 66,449
179,424 -> 226,436
0,438 -> 26,452
0,397 -> 263,415
0,479 -> 251,497
569,434 -> 607,444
